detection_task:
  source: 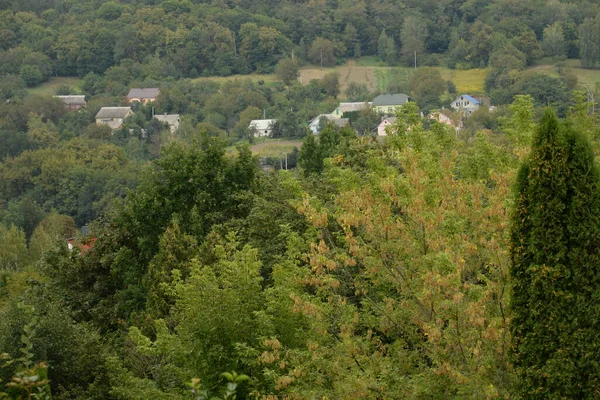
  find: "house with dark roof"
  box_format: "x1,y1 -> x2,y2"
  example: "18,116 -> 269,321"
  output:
95,107 -> 134,130
372,94 -> 410,114
54,95 -> 86,110
127,88 -> 160,104
451,94 -> 480,116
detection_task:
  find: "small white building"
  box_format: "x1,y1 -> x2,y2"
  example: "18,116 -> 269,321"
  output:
309,114 -> 349,134
154,114 -> 180,133
377,117 -> 397,136
451,95 -> 480,116
95,107 -> 134,130
248,119 -> 277,137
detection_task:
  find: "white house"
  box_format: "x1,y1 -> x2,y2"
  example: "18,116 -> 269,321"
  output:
330,102 -> 372,118
451,94 -> 480,116
309,114 -> 349,134
154,114 -> 180,133
248,119 -> 277,137
95,107 -> 134,130
428,110 -> 458,129
377,117 -> 397,136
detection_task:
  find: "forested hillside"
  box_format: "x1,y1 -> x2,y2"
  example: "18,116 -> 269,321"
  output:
3,0 -> 600,399
2,0 -> 600,81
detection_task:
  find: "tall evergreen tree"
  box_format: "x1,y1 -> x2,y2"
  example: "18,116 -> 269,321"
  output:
510,108 -> 600,398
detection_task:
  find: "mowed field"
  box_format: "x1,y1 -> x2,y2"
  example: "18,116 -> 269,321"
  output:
299,60 -> 489,96
524,59 -> 600,87
27,76 -> 82,96
250,140 -> 302,157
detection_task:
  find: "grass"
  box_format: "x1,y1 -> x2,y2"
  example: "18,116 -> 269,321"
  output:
354,56 -> 388,67
226,138 -> 302,157
28,77 -> 82,96
523,59 -> 600,88
192,73 -> 278,86
440,68 -> 489,94
299,57 -> 490,97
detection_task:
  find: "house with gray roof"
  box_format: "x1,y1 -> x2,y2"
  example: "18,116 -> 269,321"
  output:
127,88 -> 160,104
53,95 -> 86,110
309,114 -> 350,134
372,94 -> 410,114
154,114 -> 181,133
95,107 -> 134,130
330,102 -> 372,117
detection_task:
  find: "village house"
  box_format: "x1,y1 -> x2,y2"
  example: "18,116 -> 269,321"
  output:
330,102 -> 372,117
53,95 -> 86,110
127,88 -> 160,104
95,107 -> 134,130
377,117 -> 397,136
248,119 -> 277,137
451,94 -> 480,116
154,114 -> 181,133
372,94 -> 410,114
309,114 -> 350,134
428,109 -> 459,129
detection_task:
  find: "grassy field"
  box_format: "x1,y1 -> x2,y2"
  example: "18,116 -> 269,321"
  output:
299,60 -> 489,96
28,77 -> 82,96
192,73 -> 278,86
250,140 -> 302,157
523,59 -> 600,87
226,139 -> 302,157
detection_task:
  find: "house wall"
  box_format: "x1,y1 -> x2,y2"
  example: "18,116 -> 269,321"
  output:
374,105 -> 401,114
378,121 -> 395,136
128,97 -> 156,105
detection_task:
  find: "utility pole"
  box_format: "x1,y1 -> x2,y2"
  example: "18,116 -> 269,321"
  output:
414,50 -> 417,69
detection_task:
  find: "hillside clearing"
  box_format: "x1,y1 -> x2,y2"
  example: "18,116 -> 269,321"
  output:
28,77 -> 82,96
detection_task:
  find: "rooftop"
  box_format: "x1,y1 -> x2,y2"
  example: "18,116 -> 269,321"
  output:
456,94 -> 481,104
53,95 -> 86,105
95,107 -> 132,119
127,88 -> 160,99
335,102 -> 372,113
154,114 -> 180,125
249,119 -> 277,130
372,94 -> 410,106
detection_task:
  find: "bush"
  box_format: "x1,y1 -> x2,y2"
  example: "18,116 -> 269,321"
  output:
20,65 -> 43,87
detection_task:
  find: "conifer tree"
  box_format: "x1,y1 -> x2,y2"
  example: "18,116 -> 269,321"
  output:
510,108 -> 600,398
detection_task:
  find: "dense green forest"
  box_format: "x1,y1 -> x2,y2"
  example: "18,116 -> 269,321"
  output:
3,0 -> 600,79
3,0 -> 600,398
